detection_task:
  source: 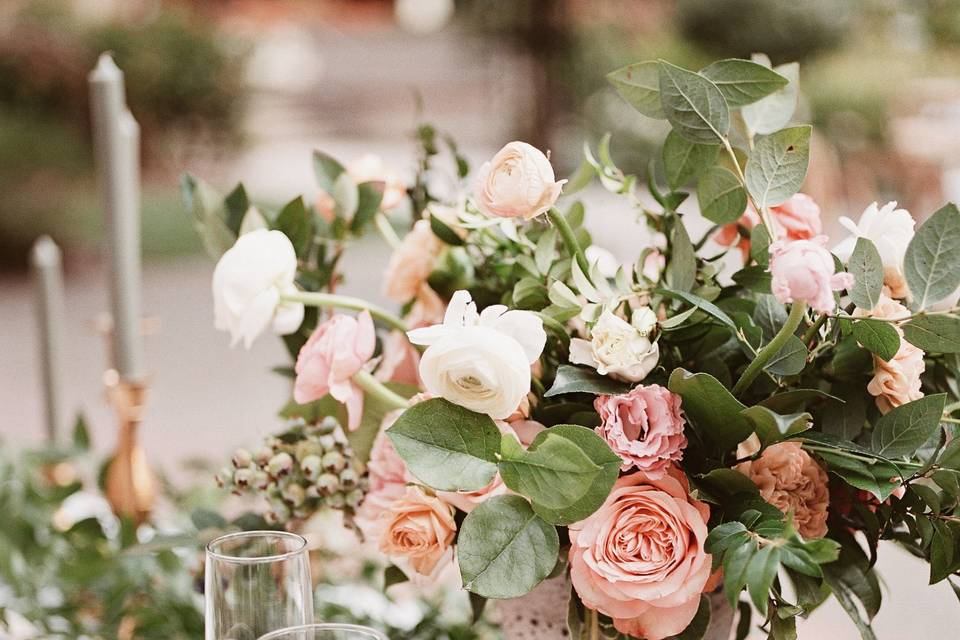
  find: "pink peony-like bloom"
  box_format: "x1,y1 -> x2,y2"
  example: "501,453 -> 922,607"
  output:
716,193 -> 822,260
378,485 -> 456,576
769,236 -> 853,313
568,470 -> 712,640
293,311 -> 375,431
594,384 -> 687,477
383,219 -> 445,304
860,295 -> 925,414
375,330 -> 421,387
474,141 -> 566,220
736,435 -> 829,539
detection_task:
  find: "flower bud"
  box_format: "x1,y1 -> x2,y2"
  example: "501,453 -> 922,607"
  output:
233,468 -> 254,488
328,492 -> 346,509
232,448 -> 254,469
321,451 -> 346,473
254,447 -> 274,467
339,467 -> 359,489
215,467 -> 233,488
345,488 -> 365,508
317,416 -> 339,435
301,454 -> 322,479
316,473 -> 339,494
318,434 -> 337,452
268,452 -> 294,477
252,470 -> 271,490
282,483 -> 306,507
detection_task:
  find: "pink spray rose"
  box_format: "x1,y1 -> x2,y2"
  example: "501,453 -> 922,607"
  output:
568,470 -> 712,640
859,295 -> 925,414
293,310 -> 375,431
474,141 -> 566,220
769,236 -> 854,313
375,330 -> 421,387
594,384 -> 687,477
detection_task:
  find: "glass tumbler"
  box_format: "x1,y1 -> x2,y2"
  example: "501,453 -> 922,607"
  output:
258,624 -> 389,640
205,530 -> 314,640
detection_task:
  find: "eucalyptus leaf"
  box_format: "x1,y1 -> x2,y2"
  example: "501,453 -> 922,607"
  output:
750,224 -> 771,266
658,60 -> 730,143
741,406 -> 812,446
747,545 -> 781,616
902,315 -> 960,353
852,319 -> 900,361
871,394 -> 947,459
697,166 -> 748,224
700,58 -> 789,107
607,61 -> 665,119
498,432 -> 601,510
312,150 -> 346,193
765,335 -> 807,376
904,203 -> 960,309
666,217 -> 698,292
848,238 -> 884,311
273,196 -> 313,257
745,125 -> 812,209
742,61 -> 799,136
544,365 -> 631,397
663,130 -> 720,190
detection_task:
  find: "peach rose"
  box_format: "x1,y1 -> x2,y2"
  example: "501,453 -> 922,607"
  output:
858,295 -> 925,414
293,311 -> 375,431
383,219 -> 444,303
378,485 -> 456,576
716,207 -> 761,262
769,236 -> 854,313
568,471 -> 712,640
375,330 -> 421,387
474,141 -> 565,220
594,384 -> 687,477
736,435 -> 829,539
716,193 -> 821,260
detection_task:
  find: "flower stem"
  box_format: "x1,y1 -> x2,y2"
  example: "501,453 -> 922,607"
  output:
547,207 -> 591,282
374,212 -> 402,250
732,301 -> 807,398
801,312 -> 829,345
588,608 -> 599,640
352,370 -> 410,410
281,291 -> 407,332
721,137 -> 776,240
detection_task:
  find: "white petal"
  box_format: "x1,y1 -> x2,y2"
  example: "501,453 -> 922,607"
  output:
568,339 -> 597,368
443,290 -> 477,327
406,324 -> 452,346
490,310 -> 546,364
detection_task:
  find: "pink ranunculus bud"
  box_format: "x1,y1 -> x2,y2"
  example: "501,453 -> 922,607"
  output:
769,236 -> 853,313
474,141 -> 566,220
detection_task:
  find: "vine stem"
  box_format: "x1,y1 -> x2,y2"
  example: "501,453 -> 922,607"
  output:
547,207 -> 591,282
281,291 -> 407,332
732,301 -> 807,397
352,370 -> 410,410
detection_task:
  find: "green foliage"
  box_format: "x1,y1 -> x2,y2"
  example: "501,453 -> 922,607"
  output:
658,60 -> 731,143
498,431 -> 602,510
871,394 -> 947,459
741,60 -> 800,136
607,61 -> 665,119
697,166 -> 747,224
662,131 -> 720,190
902,315 -> 960,353
544,364 -> 631,397
744,125 -> 812,208
852,319 -> 900,362
848,238 -> 884,311
904,203 -> 960,309
668,368 -> 753,451
699,58 -> 789,107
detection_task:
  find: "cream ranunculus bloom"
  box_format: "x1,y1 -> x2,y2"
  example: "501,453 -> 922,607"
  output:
834,202 -> 916,299
474,141 -> 566,220
407,290 -> 546,419
569,308 -> 660,383
212,229 -> 304,348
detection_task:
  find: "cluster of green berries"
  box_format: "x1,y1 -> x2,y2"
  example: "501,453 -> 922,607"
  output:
215,416 -> 368,527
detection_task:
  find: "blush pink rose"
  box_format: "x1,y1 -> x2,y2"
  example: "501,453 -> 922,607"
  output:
378,485 -> 456,576
293,311 -> 375,431
769,236 -> 854,313
375,330 -> 421,387
383,219 -> 444,304
594,384 -> 687,477
716,194 -> 822,260
568,470 -> 712,640
736,435 -> 829,539
474,141 -> 566,220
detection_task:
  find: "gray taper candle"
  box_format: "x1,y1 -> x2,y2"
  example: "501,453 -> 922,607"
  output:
30,236 -> 67,443
89,53 -> 144,380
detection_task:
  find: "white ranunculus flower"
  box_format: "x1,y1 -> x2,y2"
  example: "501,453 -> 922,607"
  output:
212,229 -> 305,348
407,290 -> 546,419
834,202 -> 915,299
569,308 -> 660,383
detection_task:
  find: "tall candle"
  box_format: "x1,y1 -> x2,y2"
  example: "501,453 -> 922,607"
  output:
88,53 -> 144,380
30,236 -> 67,443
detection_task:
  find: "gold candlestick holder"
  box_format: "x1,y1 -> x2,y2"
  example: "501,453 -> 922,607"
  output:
103,369 -> 156,524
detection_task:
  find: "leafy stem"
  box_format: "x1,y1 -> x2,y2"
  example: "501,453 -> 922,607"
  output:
281,291 -> 407,332
547,207 -> 592,283
352,370 -> 411,410
721,136 -> 776,239
732,301 -> 807,397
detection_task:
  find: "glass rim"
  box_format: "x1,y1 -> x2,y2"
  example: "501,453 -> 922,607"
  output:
257,623 -> 388,639
205,530 -> 308,564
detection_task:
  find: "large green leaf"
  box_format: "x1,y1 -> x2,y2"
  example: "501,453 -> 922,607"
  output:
741,406 -> 811,446
814,450 -> 904,501
902,315 -> 960,353
273,196 -> 313,257
658,60 -> 730,143
700,58 -> 789,107
871,394 -> 947,459
666,216 -> 698,292
498,432 -> 601,510
607,61 -> 665,119
312,150 -> 346,193
765,335 -> 808,376
852,319 -> 900,362
753,294 -> 787,340
544,365 -> 631,397
904,203 -> 960,309
458,495 -> 559,599
697,166 -> 747,224
668,368 -> 753,451
848,238 -> 884,311
744,125 -> 812,209
747,545 -> 781,616
386,398 -> 501,491
663,130 -> 720,190
741,60 -> 799,136
528,425 -> 621,525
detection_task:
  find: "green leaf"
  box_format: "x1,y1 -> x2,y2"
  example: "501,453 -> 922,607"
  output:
498,432 -> 601,510
312,150 -> 346,193
72,414 -> 91,451
528,425 -> 622,525
607,61 -> 665,119
658,288 -> 738,330
930,519 -> 955,584
181,174 -> 235,258
823,558 -> 879,640
747,545 -> 781,616
386,398 -> 501,491
741,406 -> 811,446
760,389 -> 842,413
544,365 -> 631,397
852,319 -> 900,362
732,265 -> 772,294
458,495 -> 559,599
903,314 -> 960,353
751,224 -> 771,266
765,335 -> 808,376
742,60 -> 799,136
753,295 -> 787,340
745,126 -> 812,209
663,130 -> 720,190
384,564 -> 408,589
430,212 -> 463,246
811,450 -> 903,502
223,183 -> 250,235
658,60 -> 730,143
904,203 -> 960,309
351,181 -> 384,233
697,166 -> 747,224
705,521 -> 750,555
723,539 -> 758,607
666,217 -> 698,292
700,58 -> 789,107
668,368 -> 753,451
940,437 -> 960,470
273,196 -> 313,257
848,238 -> 884,311
871,394 -> 947,459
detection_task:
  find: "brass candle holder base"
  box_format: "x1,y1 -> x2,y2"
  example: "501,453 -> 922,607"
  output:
103,370 -> 156,525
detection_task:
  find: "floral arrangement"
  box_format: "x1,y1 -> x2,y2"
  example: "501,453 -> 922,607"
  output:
186,55 -> 960,640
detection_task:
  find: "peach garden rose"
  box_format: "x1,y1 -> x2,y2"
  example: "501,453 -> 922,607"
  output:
383,218 -> 445,304
378,485 -> 456,576
474,141 -> 566,220
858,295 -> 925,413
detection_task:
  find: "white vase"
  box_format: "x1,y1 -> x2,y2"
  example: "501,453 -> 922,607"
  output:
493,576 -> 734,640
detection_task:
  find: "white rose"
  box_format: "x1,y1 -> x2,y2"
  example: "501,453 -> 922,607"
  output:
569,308 -> 660,382
834,202 -> 915,299
212,229 -> 305,348
474,141 -> 566,220
407,290 -> 546,419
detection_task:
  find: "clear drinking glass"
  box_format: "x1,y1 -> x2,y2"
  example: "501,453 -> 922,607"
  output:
205,531 -> 315,640
258,624 -> 389,640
